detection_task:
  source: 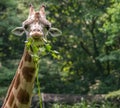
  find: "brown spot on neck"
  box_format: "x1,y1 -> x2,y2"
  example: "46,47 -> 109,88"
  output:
13,103 -> 18,108
17,88 -> 30,104
22,67 -> 35,82
24,51 -> 32,62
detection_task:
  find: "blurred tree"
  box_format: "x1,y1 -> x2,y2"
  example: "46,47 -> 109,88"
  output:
0,0 -> 120,97
0,0 -> 24,62
42,0 -> 117,94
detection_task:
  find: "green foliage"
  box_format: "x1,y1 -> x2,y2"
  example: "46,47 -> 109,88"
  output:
106,90 -> 120,99
51,101 -> 117,108
89,73 -> 120,94
0,63 -> 17,96
0,0 -> 24,61
0,1 -> 120,107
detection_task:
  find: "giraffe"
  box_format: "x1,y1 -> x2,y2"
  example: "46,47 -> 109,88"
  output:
2,4 -> 61,108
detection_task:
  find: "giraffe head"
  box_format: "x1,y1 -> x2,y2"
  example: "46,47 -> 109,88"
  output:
12,4 -> 62,41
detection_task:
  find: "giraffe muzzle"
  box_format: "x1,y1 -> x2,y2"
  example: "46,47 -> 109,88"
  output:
30,31 -> 43,39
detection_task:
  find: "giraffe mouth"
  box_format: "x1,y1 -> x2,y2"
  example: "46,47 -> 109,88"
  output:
30,32 -> 43,39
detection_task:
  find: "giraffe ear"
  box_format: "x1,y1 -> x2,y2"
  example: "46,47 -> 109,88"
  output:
12,27 -> 25,36
49,27 -> 62,37
29,4 -> 35,17
40,5 -> 46,18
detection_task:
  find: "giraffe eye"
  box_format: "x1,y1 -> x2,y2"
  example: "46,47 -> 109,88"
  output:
45,25 -> 50,30
24,25 -> 29,30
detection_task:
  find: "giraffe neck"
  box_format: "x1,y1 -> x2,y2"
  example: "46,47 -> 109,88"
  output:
2,47 -> 38,108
